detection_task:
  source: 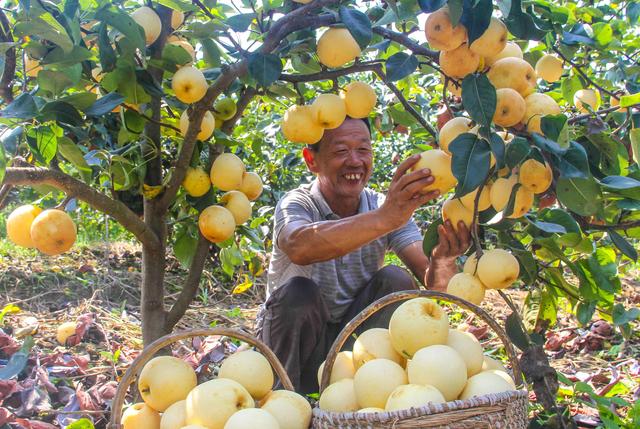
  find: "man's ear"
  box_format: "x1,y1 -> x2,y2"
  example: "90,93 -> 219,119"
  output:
302,147 -> 319,173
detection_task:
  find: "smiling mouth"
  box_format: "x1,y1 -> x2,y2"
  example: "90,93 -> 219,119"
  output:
343,173 -> 363,181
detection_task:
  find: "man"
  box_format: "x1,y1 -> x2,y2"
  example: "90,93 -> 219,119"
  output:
258,117 -> 470,393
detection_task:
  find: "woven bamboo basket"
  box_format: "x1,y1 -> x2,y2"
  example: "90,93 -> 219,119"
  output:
107,327 -> 294,429
313,290 -> 528,429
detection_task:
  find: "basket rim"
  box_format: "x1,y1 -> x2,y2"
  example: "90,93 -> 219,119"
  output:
311,389 -> 529,421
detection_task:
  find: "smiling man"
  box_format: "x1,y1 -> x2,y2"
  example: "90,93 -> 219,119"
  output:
257,117 -> 470,393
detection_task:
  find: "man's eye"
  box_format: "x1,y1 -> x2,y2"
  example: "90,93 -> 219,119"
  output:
335,150 -> 348,155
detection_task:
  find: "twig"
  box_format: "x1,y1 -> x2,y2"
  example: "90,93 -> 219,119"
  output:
567,103 -> 640,124
54,195 -> 74,210
471,173 -> 492,259
191,0 -> 215,19
552,45 -> 616,98
372,26 -> 439,62
0,9 -> 16,103
133,107 -> 181,133
0,184 -> 11,209
279,61 -> 383,83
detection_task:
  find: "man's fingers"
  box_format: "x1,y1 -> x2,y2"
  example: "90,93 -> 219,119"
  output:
392,154 -> 422,183
456,221 -> 472,252
441,220 -> 461,253
435,224 -> 451,255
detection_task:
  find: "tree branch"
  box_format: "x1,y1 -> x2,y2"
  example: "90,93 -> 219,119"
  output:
0,184 -> 12,209
552,45 -> 617,98
372,65 -> 438,139
279,61 -> 383,84
221,86 -> 258,134
2,167 -> 161,249
372,27 -> 439,62
165,233 -> 211,330
567,103 -> 640,124
0,9 -> 16,103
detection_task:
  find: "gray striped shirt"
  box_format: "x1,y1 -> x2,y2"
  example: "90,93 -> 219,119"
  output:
266,180 -> 422,322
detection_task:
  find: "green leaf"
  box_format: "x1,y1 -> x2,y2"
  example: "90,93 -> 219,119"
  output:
612,304 -> 640,325
558,141 -> 590,179
385,52 -> 418,82
505,136 -> 531,168
620,93 -> 640,108
630,128 -> 640,165
247,52 -> 283,87
85,93 -> 125,116
227,13 -> 256,32
14,17 -> 74,53
96,8 -> 146,54
556,177 -> 603,216
61,93 -> 98,110
422,218 -> 443,257
162,44 -> 193,69
42,45 -> 94,67
31,126 -> 58,165
39,101 -> 83,126
0,93 -> 39,119
488,132 -> 505,169
98,22 -> 117,71
531,133 -> 567,156
504,7 -> 546,41
538,208 -> 581,234
66,418 -> 95,429
461,74 -> 496,127
525,217 -> 567,234
600,176 -> 640,190
418,0 -> 446,13
505,312 -> 530,351
460,0 -> 492,45
340,7 -> 373,50
540,114 -> 567,141
449,134 -> 491,197
576,301 -> 596,326
57,136 -> 90,171
174,227 -> 199,268
448,0 -> 463,25
561,75 -> 583,105
592,22 -> 613,46
201,39 -> 222,67
608,230 -> 638,261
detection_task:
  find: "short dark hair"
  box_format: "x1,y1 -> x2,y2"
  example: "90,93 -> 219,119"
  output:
306,116 -> 371,152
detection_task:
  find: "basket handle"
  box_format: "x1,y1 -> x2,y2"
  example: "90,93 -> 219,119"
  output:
319,290 -> 523,393
108,327 -> 294,429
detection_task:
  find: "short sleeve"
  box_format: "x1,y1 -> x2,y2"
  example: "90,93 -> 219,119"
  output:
387,219 -> 423,254
273,190 -> 316,243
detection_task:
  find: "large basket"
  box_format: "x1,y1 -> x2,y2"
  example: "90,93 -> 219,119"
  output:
313,290 -> 528,429
108,327 -> 294,429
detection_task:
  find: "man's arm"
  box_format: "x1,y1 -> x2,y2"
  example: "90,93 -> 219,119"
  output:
279,155 -> 439,265
398,220 -> 471,291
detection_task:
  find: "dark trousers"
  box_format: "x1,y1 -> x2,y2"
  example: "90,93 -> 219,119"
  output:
257,265 -> 417,394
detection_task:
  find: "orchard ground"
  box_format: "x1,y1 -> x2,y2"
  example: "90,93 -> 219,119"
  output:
0,238 -> 638,428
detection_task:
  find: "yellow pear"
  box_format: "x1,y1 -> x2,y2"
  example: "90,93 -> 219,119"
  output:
424,7 -> 467,51
611,95 -> 627,112
388,298 -> 449,358
24,56 -> 42,77
218,350 -> 274,400
352,328 -> 403,369
494,88 -> 526,127
170,39 -> 196,61
447,329 -> 484,377
182,166 -> 211,197
259,390 -> 312,429
487,57 -> 537,97
485,41 -> 523,67
318,378 -> 359,412
459,185 -> 491,212
131,6 -> 162,46
317,28 -> 361,68
30,209 -> 77,256
121,403 -> 161,429
535,54 -> 563,83
442,197 -> 474,232
198,205 -> 236,243
407,345 -> 467,401
220,191 -> 252,225
311,93 -> 346,129
439,116 -> 475,154
446,272 -> 486,306
224,408 -> 279,429
470,17 -> 507,58
281,105 -> 324,144
459,371 -> 514,400
6,204 -> 42,248
172,66 -> 208,104
210,153 -> 245,191
485,369 -> 516,389
138,356 -> 197,412
523,92 -> 561,134
407,150 -> 457,196
482,356 -> 508,372
440,43 -> 480,79
574,88 -> 601,112
56,321 -> 77,345
161,400 -> 187,429
477,248 -> 520,289
354,359 -> 407,408
340,82 -> 377,118
519,159 -> 552,194
180,110 -> 215,141
317,351 -> 356,386
357,407 -> 385,413
463,253 -> 479,275
239,172 -> 263,201
171,10 -> 185,29
213,98 -> 237,121
384,384 -> 445,411
185,378 -> 254,429
490,176 -> 533,218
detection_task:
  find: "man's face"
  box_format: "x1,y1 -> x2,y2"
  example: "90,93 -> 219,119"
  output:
304,118 -> 373,199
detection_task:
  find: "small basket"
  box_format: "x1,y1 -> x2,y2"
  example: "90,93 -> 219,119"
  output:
108,327 -> 294,429
313,290 -> 529,429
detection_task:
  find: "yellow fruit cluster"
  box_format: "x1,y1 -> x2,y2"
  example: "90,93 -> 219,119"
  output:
447,249 -> 520,304
122,351 -> 312,429
281,82 -> 377,144
184,153 -> 264,244
6,205 -> 77,256
179,98 -> 237,141
317,298 -> 516,413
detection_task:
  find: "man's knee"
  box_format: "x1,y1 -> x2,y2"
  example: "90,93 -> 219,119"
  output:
268,276 -> 324,316
376,265 -> 417,292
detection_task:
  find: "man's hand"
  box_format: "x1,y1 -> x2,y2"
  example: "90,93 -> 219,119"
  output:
380,154 -> 440,229
425,220 -> 471,291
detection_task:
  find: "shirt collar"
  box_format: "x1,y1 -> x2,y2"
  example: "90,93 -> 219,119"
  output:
310,179 -> 367,220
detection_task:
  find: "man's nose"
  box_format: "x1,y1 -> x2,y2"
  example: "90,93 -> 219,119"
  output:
346,149 -> 362,165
